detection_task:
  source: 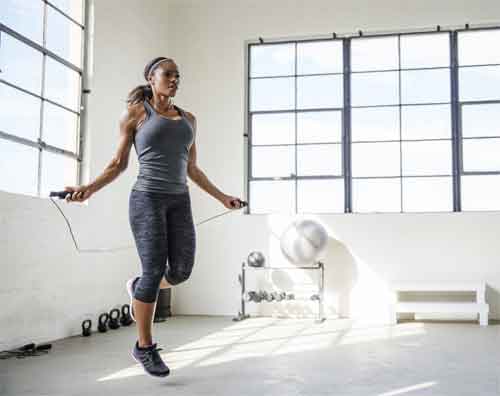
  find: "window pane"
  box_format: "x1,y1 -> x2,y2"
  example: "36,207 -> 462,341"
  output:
251,113 -> 294,145
352,142 -> 400,177
250,78 -> 294,111
0,0 -> 44,44
351,36 -> 399,72
249,180 -> 295,214
46,6 -> 83,67
353,178 -> 401,213
250,43 -> 295,77
458,29 -> 500,66
251,146 -> 295,178
351,107 -> 399,142
298,179 -> 344,213
297,40 -> 343,74
461,103 -> 500,138
402,140 -> 452,176
43,102 -> 79,153
0,33 -> 43,95
402,104 -> 451,140
0,139 -> 38,196
459,66 -> 500,102
402,177 -> 452,212
40,151 -> 78,197
400,33 -> 450,69
401,69 -> 451,104
462,175 -> 500,211
0,84 -> 40,141
297,144 -> 342,176
351,71 -> 399,106
49,0 -> 84,24
44,57 -> 81,111
462,138 -> 500,172
297,75 -> 343,109
297,111 -> 342,143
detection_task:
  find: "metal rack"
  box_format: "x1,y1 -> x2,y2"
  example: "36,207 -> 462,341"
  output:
233,261 -> 325,323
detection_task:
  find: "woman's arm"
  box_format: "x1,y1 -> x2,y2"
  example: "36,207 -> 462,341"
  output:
64,105 -> 141,202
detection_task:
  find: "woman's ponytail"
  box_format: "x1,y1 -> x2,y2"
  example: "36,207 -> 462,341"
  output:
126,84 -> 152,105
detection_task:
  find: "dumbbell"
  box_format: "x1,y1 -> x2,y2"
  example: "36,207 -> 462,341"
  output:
310,294 -> 320,301
270,292 -> 280,301
244,291 -> 257,302
273,292 -> 286,302
286,293 -> 295,300
252,292 -> 263,303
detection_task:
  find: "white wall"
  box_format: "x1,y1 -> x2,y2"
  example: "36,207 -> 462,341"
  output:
3,0 -> 500,351
0,0 -> 170,350
166,0 -> 500,322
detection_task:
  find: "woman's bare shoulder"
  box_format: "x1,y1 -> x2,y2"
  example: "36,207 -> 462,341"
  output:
120,101 -> 147,128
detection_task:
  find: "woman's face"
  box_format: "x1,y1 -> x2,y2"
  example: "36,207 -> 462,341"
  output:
149,61 -> 180,97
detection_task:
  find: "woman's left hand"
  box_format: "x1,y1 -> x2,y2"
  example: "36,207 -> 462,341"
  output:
220,194 -> 245,210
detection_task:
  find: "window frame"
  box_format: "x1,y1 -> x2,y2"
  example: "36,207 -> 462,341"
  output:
245,25 -> 500,214
0,0 -> 90,197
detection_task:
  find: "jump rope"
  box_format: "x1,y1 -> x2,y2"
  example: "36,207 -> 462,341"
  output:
49,190 -> 247,254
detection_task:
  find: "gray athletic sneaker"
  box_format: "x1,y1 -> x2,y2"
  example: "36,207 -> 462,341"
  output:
132,341 -> 170,377
126,276 -> 140,322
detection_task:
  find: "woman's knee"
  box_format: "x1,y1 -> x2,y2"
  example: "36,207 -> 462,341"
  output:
165,265 -> 193,286
134,272 -> 163,303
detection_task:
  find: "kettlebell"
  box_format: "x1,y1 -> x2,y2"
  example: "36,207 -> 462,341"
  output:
97,312 -> 109,333
120,304 -> 134,327
108,308 -> 121,330
81,319 -> 92,337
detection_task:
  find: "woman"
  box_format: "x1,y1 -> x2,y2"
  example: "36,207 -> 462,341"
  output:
64,56 -> 244,378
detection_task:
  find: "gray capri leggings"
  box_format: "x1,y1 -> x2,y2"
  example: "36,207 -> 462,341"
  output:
129,189 -> 196,303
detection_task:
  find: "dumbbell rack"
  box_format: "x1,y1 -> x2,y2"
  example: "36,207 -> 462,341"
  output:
233,261 -> 325,323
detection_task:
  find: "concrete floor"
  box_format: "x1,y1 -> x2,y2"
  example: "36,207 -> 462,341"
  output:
1,316 -> 499,396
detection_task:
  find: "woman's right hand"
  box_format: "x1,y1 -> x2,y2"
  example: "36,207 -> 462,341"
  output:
64,185 -> 95,203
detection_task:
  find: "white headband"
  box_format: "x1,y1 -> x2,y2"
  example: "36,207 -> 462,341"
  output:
147,58 -> 171,78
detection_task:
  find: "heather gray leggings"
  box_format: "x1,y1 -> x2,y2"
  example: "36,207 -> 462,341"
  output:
129,189 -> 196,303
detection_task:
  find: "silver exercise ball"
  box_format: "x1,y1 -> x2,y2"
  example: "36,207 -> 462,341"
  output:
247,251 -> 265,267
280,219 -> 328,265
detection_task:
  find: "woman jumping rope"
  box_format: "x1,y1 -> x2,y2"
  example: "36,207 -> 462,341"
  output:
63,56 -> 244,377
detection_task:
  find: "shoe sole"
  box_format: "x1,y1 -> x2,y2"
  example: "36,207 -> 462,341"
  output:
131,352 -> 170,378
126,278 -> 137,322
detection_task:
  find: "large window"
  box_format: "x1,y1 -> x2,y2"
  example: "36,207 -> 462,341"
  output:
247,26 -> 500,214
248,40 -> 345,214
0,0 -> 87,197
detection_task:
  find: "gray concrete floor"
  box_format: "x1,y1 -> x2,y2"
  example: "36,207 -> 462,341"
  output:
1,316 -> 499,396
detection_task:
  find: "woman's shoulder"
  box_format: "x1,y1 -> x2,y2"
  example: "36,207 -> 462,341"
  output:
120,101 -> 148,131
177,106 -> 195,124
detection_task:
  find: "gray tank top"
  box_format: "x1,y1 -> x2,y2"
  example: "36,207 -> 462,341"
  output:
132,100 -> 194,194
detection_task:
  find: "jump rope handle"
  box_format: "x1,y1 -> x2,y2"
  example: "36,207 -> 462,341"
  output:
50,191 -> 71,199
231,199 -> 248,208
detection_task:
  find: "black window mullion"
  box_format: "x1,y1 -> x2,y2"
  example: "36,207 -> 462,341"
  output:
294,42 -> 298,213
398,34 -> 403,213
343,38 -> 352,213
450,31 -> 462,211
247,46 -> 252,214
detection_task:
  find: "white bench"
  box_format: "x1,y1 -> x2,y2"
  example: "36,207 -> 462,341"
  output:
390,282 -> 489,326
